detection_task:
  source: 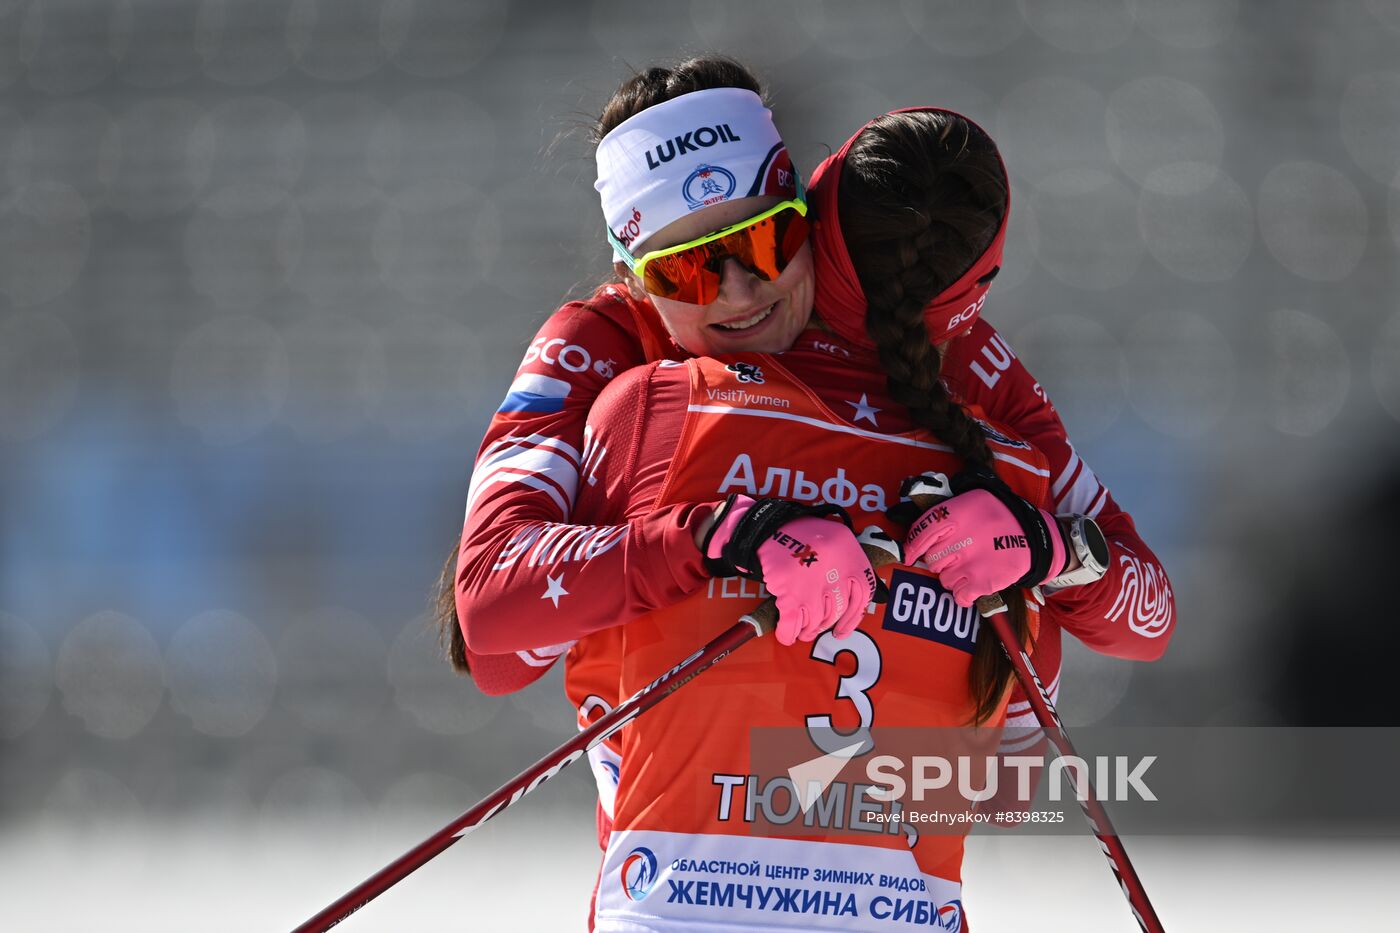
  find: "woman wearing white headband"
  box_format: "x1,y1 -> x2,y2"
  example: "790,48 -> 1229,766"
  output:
441,58 -> 854,688
435,58 -> 1174,929
438,55 -> 1171,706
592,85 -> 815,355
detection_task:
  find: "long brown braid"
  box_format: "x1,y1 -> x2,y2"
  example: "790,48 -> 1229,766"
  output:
838,110 -> 1024,724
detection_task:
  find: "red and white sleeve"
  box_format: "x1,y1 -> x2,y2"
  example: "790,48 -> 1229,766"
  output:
944,318 -> 1176,662
455,292 -> 643,687
456,323 -> 708,657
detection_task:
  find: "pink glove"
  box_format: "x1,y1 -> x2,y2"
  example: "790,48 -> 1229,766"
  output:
904,488 -> 1066,608
703,495 -> 878,645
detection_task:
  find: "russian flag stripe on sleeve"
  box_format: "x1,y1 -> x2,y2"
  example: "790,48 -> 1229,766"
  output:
498,374 -> 572,413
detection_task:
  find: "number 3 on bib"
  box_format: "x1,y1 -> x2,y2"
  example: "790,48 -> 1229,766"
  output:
804,630 -> 882,756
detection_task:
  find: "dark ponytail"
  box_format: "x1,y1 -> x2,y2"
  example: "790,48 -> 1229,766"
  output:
838,110 -> 1023,725
434,537 -> 469,673
432,56 -> 769,676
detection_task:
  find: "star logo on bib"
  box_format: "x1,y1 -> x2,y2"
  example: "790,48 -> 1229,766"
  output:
846,393 -> 881,426
542,573 -> 569,608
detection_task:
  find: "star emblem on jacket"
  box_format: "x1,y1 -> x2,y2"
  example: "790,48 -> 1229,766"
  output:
846,393 -> 881,426
541,573 -> 569,608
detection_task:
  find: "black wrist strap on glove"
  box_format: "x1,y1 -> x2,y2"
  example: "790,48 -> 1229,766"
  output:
701,494 -> 853,580
950,467 -> 1060,588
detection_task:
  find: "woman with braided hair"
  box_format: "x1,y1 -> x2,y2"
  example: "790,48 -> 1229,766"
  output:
444,61 -> 1173,716
436,59 -> 1170,924
547,101 -> 1064,929
820,109 -> 1029,724
808,108 -> 1036,726
808,107 -> 1175,737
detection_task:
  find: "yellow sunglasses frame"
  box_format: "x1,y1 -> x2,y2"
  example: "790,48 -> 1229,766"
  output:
608,189 -> 809,291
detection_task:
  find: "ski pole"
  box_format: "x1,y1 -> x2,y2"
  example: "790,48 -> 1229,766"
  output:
901,474 -> 1166,933
291,527 -> 901,932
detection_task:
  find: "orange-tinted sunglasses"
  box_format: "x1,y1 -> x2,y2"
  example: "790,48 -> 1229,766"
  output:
609,196 -> 809,305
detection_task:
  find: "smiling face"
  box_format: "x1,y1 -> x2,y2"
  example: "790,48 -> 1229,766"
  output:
615,195 -> 815,356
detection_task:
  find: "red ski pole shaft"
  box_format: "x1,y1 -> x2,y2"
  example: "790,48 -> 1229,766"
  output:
290,613 -> 766,933
292,530 -> 899,933
905,484 -> 1165,933
979,601 -> 1164,933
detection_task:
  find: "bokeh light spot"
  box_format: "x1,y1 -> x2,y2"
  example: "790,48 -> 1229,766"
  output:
109,98 -> 214,218
382,0 -> 508,78
370,308 -> 486,442
0,612 -> 52,740
0,182 -> 91,306
279,309 -> 382,442
198,96 -> 307,193
1122,309 -> 1236,438
166,610 -> 277,738
113,0 -> 203,89
1107,77 -> 1224,186
374,183 -> 499,304
7,100 -> 120,205
184,184 -> 303,308
21,0 -> 120,95
900,0 -> 1024,56
689,0 -> 814,65
286,0 -> 387,82
387,615 -> 502,736
1019,0 -> 1136,53
1136,0 -> 1238,48
1138,162 -> 1253,283
170,314 -> 289,444
997,76 -> 1110,186
0,311 -> 81,441
1257,160 -> 1368,282
800,1 -> 915,60
1372,311 -> 1400,422
1027,168 -> 1143,290
1339,72 -> 1400,185
1010,313 -> 1125,441
1267,308 -> 1350,436
276,608 -> 388,735
55,611 -> 165,740
196,0 -> 294,87
367,91 -> 497,193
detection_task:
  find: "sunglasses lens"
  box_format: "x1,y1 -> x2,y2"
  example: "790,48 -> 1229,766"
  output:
731,209 -> 809,282
640,206 -> 809,305
778,209 -> 810,265
643,250 -> 721,305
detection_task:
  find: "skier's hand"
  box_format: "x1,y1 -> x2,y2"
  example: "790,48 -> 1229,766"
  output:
701,494 -> 882,645
901,469 -> 1067,607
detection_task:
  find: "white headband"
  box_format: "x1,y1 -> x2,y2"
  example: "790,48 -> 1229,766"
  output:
595,87 -> 796,257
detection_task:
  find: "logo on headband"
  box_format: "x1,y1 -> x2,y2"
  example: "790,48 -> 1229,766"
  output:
645,124 -> 743,172
945,293 -> 986,331
615,206 -> 643,249
683,164 -> 737,210
762,148 -> 797,198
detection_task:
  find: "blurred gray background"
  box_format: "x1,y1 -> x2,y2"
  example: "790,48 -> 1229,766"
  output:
3,0 -> 1399,929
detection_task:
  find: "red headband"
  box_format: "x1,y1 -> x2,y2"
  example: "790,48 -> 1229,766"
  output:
810,107 -> 1010,348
